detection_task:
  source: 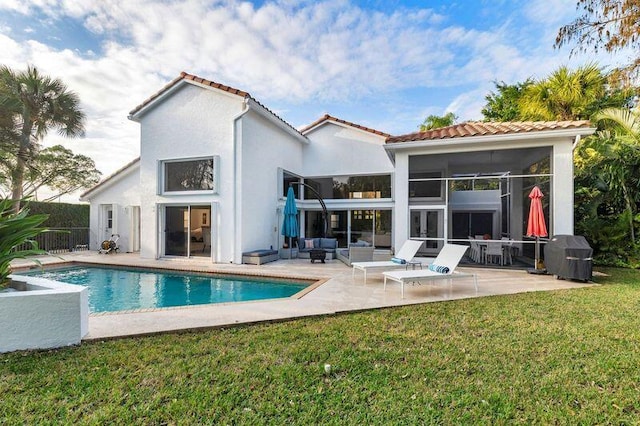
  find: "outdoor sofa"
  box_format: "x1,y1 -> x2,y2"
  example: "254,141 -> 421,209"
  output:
297,237 -> 337,260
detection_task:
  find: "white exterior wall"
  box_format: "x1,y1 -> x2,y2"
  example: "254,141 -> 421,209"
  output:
85,166 -> 140,251
136,83 -> 245,261
303,123 -> 393,176
239,110 -> 305,260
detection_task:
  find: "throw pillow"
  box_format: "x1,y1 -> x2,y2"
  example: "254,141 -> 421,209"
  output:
304,240 -> 315,249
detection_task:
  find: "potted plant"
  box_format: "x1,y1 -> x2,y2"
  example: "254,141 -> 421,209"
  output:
0,198 -> 49,291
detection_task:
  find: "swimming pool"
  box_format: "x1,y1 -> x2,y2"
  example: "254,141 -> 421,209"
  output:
17,265 -> 311,313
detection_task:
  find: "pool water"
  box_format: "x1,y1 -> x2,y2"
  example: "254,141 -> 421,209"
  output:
17,265 -> 310,313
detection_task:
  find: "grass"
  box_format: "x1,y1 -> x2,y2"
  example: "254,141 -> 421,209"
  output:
1,268 -> 640,424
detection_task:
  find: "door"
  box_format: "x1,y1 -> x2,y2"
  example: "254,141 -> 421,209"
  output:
165,206 -> 188,256
101,204 -> 114,241
410,208 -> 444,254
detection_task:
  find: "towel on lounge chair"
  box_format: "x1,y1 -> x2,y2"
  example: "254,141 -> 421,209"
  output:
428,263 -> 449,273
391,257 -> 406,264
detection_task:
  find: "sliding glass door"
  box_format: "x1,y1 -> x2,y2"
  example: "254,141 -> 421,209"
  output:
165,206 -> 188,256
163,205 -> 212,258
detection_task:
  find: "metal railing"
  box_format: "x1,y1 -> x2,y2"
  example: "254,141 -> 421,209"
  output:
15,228 -> 90,254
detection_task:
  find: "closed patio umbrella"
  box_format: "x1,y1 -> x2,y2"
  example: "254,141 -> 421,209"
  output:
281,186 -> 299,259
526,186 -> 548,272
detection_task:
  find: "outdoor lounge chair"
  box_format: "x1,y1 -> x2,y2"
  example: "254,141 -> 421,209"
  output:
351,239 -> 425,284
382,244 -> 477,298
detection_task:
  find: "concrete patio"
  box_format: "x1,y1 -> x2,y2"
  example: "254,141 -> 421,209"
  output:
11,252 -> 595,341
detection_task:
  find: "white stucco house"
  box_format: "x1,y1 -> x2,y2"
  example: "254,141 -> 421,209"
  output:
80,72 -> 596,264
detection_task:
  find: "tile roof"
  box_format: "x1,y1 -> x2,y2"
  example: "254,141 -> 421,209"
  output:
301,114 -> 391,137
128,72 -> 248,117
128,72 -> 305,139
385,120 -> 593,143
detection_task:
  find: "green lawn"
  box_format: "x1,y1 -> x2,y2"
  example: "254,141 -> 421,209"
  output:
1,268 -> 639,424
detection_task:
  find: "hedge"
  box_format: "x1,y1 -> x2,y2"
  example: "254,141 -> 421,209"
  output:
26,201 -> 89,228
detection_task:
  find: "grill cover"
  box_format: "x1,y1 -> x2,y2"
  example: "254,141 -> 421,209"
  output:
544,235 -> 593,281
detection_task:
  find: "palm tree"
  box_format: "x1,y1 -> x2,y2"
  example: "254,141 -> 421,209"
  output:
519,64 -> 606,121
419,112 -> 457,131
0,65 -> 85,210
584,108 -> 640,243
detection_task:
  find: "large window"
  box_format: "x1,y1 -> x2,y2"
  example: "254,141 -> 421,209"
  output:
163,157 -> 215,193
304,175 -> 391,200
304,209 -> 392,248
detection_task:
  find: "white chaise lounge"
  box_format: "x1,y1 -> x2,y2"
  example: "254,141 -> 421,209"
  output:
351,239 -> 425,284
383,244 -> 477,298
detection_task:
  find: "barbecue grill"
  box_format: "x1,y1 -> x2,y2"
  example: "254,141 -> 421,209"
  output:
544,235 -> 593,281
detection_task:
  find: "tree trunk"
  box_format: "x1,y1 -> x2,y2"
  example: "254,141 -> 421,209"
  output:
10,115 -> 32,213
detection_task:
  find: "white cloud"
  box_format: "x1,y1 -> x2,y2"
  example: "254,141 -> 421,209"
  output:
0,0 -> 630,186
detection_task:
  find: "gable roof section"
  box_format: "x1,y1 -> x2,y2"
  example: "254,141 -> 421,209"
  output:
128,72 -> 248,118
79,157 -> 140,200
128,72 -> 306,140
386,120 -> 593,143
301,114 -> 390,137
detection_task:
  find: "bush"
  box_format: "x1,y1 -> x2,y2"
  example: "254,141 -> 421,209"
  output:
0,199 -> 49,287
26,201 -> 89,228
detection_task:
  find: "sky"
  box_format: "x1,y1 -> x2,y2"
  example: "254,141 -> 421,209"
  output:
0,0 -> 630,201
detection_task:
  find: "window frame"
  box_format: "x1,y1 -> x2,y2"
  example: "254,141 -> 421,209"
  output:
159,156 -> 219,195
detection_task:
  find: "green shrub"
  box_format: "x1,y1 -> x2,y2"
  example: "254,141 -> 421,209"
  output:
0,199 -> 49,287
26,201 -> 88,228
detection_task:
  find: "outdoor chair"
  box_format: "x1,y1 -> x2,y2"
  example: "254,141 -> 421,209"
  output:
351,239 -> 425,284
382,244 -> 477,298
485,241 -> 505,265
468,237 -> 484,263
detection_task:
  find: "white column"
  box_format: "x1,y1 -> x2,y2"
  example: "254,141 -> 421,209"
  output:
552,141 -> 574,235
393,152 -> 409,252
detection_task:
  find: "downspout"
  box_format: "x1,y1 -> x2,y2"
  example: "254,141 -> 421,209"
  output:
232,98 -> 251,263
572,134 -> 581,151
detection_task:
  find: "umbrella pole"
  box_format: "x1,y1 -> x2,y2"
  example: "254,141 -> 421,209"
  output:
534,237 -> 539,270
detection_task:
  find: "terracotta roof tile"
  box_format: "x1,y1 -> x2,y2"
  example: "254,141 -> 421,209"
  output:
301,114 -> 390,137
129,72 -> 249,117
385,120 -> 593,143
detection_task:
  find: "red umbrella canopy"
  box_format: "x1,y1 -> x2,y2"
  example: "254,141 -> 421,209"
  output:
526,186 -> 548,237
